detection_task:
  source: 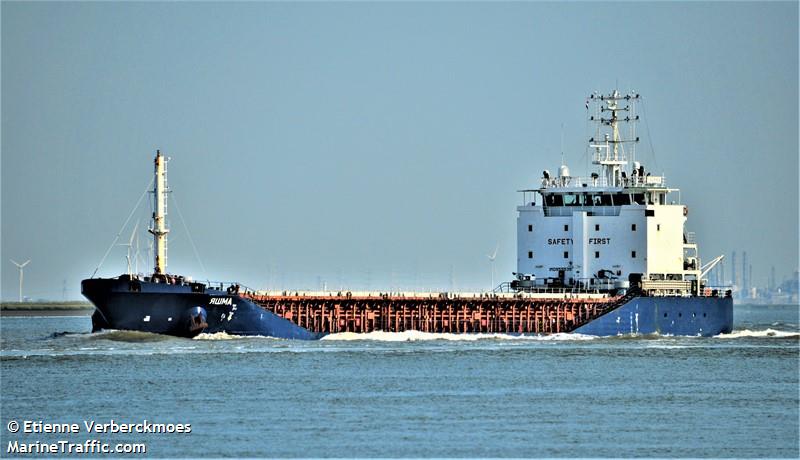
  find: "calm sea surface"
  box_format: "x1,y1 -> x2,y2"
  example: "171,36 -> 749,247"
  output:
1,304 -> 798,458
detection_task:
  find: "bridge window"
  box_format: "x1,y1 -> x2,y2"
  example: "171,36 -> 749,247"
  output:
633,194 -> 646,205
563,194 -> 578,206
545,194 -> 563,207
528,251 -> 533,259
613,194 -> 631,205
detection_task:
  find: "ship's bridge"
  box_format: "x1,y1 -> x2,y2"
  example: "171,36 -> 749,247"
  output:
518,179 -> 680,218
521,160 -> 678,211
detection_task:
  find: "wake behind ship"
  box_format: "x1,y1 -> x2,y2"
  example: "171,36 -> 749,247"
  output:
82,91 -> 733,339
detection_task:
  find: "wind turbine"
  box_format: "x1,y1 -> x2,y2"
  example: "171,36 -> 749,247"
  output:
146,239 -> 154,274
117,220 -> 139,276
487,244 -> 498,291
134,236 -> 154,277
134,227 -> 140,275
10,259 -> 30,302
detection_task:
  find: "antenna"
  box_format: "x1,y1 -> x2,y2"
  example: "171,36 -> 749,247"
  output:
487,244 -> 498,291
9,259 -> 31,303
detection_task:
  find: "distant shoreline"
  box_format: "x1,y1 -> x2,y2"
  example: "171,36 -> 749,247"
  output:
1,302 -> 94,317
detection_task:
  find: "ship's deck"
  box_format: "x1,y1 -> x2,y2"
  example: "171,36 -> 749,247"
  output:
251,290 -> 611,300
243,289 -> 638,335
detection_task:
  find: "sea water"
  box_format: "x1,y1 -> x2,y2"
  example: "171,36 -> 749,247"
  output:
1,304 -> 798,458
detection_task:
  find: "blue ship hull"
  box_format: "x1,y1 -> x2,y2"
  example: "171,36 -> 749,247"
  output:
82,277 -> 732,339
82,277 -> 323,340
574,295 -> 733,336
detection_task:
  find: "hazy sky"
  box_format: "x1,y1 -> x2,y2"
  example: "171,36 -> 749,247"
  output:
2,1 -> 797,300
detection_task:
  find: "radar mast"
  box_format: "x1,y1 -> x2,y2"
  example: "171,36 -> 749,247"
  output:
588,90 -> 640,187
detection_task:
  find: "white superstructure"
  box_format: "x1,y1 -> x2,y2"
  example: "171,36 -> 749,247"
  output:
515,91 -> 718,295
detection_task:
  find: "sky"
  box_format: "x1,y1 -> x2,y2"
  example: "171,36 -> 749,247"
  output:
1,1 -> 797,300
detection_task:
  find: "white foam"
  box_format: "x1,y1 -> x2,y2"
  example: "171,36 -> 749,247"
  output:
714,328 -> 800,339
320,330 -> 598,342
193,332 -> 279,341
193,332 -> 240,340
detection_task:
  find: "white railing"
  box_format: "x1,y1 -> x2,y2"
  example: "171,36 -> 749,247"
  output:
641,280 -> 693,296
624,175 -> 666,187
592,152 -> 627,164
542,176 -> 611,189
541,174 -> 667,189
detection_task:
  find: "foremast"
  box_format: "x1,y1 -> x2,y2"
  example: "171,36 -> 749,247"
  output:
148,150 -> 170,275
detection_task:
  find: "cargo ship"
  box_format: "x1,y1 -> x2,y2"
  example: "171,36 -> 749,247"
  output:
82,91 -> 733,339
